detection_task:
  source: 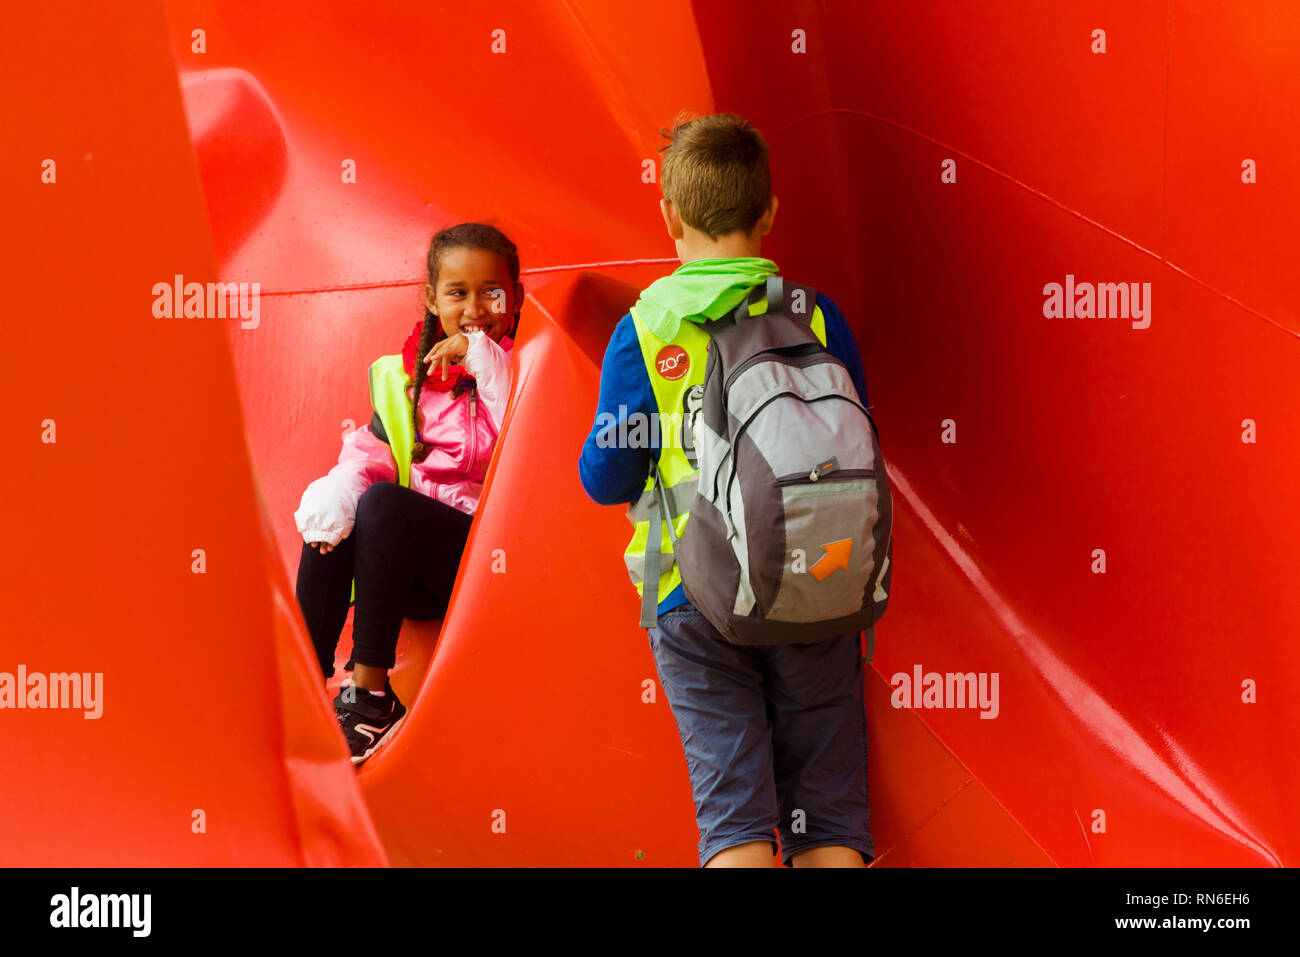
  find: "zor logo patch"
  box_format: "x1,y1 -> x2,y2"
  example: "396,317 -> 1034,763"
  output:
655,345 -> 689,381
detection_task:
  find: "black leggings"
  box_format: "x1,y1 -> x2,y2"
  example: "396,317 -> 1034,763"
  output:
295,481 -> 473,678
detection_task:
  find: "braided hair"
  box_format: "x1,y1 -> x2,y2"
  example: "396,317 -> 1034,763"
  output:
410,223 -> 522,462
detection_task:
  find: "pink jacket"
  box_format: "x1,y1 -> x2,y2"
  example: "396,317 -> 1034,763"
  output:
294,330 -> 514,545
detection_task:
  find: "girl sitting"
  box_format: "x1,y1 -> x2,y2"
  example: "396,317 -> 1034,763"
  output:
293,222 -> 522,764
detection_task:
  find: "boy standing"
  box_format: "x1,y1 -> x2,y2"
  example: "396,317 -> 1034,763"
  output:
579,113 -> 874,867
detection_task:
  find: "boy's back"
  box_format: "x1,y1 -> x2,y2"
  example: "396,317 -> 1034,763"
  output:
578,113 -> 875,868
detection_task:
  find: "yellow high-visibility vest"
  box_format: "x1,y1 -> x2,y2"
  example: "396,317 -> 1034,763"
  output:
347,354 -> 414,604
622,294 -> 827,623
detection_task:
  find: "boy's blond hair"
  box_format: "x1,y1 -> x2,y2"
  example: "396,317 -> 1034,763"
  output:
659,112 -> 771,240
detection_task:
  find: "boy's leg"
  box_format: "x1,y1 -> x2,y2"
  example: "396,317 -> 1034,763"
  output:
703,842 -> 777,868
295,534 -> 358,679
350,482 -> 472,681
790,845 -> 868,867
647,603 -> 780,868
765,631 -> 874,867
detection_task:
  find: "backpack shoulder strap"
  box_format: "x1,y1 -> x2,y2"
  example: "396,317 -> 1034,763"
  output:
722,276 -> 818,325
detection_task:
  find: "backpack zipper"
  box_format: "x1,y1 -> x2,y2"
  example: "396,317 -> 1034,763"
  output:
716,391 -> 875,520
773,468 -> 876,486
721,396 -> 878,534
468,390 -> 478,470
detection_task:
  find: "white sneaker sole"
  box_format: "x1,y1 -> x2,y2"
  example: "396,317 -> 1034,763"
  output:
351,712 -> 407,766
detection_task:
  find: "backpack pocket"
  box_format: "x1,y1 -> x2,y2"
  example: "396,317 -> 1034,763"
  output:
762,471 -> 881,623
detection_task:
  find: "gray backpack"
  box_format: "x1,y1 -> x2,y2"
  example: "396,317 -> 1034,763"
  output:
645,276 -> 892,646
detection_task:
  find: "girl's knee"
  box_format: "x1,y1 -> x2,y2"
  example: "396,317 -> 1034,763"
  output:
356,481 -> 403,524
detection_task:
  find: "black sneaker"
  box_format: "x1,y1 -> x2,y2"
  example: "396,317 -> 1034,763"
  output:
332,681 -> 407,765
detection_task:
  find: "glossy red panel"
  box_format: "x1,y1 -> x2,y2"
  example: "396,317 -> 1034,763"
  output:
6,0 -> 1293,867
2,0 -> 385,866
698,0 -> 1297,866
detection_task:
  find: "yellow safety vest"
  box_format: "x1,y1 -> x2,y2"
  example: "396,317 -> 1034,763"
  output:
348,355 -> 415,604
623,295 -> 828,621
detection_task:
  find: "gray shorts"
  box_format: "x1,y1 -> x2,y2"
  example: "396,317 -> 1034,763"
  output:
647,602 -> 873,867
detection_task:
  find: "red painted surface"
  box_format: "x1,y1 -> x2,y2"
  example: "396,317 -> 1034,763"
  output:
3,1 -> 384,866
4,0 -> 1293,866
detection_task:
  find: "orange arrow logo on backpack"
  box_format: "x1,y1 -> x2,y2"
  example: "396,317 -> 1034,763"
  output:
809,539 -> 852,581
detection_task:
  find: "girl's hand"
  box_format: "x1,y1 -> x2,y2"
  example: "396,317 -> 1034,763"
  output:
311,541 -> 336,555
425,333 -> 470,381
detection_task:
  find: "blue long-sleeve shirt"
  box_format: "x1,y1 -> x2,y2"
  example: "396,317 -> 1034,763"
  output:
580,292 -> 870,615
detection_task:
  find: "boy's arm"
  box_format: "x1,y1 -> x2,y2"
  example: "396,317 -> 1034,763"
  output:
579,313 -> 655,506
818,292 -> 871,408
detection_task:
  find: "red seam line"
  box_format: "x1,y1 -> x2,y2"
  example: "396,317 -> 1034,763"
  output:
773,106 -> 1298,342
257,258 -> 677,298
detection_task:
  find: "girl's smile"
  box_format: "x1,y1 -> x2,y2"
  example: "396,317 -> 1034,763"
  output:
425,246 -> 522,342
